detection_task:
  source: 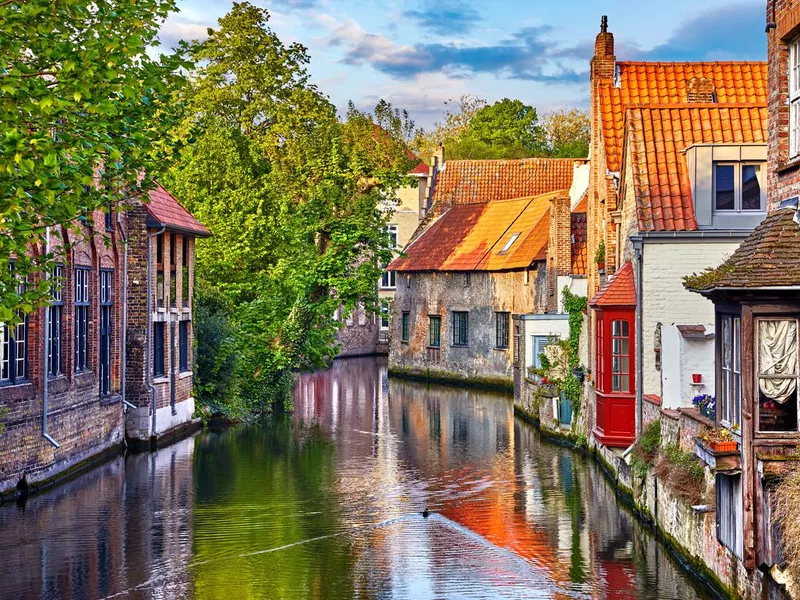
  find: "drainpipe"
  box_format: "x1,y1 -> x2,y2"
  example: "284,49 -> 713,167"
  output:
147,227 -> 165,441
42,227 -> 60,448
634,240 -> 644,439
118,215 -> 136,411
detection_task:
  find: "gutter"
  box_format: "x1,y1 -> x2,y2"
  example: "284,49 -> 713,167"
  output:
146,226 -> 165,440
633,239 -> 644,440
630,230 -> 752,242
42,227 -> 60,449
117,214 -> 136,411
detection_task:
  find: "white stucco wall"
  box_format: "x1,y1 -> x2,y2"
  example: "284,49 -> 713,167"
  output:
522,316 -> 570,368
661,324 -> 716,410
641,240 -> 741,397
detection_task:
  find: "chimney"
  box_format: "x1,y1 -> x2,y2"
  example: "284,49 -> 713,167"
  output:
591,15 -> 615,83
547,194 -> 572,312
424,144 -> 445,214
686,77 -> 716,103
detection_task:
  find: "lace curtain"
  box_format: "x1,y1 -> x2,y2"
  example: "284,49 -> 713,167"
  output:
758,319 -> 798,403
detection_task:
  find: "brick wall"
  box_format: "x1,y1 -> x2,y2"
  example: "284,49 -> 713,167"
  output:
768,0 -> 800,209
546,194 -> 573,312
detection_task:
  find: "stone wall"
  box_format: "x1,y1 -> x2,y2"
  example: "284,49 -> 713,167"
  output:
390,269 -> 544,385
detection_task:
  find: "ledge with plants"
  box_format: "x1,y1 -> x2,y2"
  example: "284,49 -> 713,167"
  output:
694,425 -> 740,472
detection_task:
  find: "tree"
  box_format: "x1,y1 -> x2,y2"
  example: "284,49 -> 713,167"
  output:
0,0 -> 188,321
458,98 -> 547,158
164,3 -> 415,412
413,94 -> 486,161
542,108 -> 591,158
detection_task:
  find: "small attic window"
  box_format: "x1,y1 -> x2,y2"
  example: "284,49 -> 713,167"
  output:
499,233 -> 520,254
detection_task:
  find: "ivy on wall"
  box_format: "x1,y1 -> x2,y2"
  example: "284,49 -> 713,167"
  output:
562,287 -> 588,413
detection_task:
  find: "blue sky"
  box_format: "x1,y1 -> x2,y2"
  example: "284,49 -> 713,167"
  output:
158,0 -> 767,129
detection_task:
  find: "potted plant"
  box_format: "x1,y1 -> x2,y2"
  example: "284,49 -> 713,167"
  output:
698,426 -> 738,453
595,240 -> 606,273
692,373 -> 702,384
572,365 -> 585,383
691,394 -> 716,421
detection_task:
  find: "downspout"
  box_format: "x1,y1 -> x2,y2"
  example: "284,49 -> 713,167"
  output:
42,227 -> 60,448
147,226 -> 166,440
118,214 -> 136,411
634,240 -> 644,439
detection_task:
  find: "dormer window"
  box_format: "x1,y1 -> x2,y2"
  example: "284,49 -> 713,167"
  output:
499,233 -> 520,254
713,163 -> 764,213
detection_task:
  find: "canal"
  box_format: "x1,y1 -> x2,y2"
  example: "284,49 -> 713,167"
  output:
0,357 -> 713,599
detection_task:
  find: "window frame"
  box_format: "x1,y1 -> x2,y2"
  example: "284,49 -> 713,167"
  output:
712,162 -> 765,213
380,225 -> 399,290
610,319 -> 631,393
179,320 -> 189,373
451,311 -> 469,347
755,317 -> 800,434
182,236 -> 190,308
74,266 -> 91,373
153,321 -> 166,377
719,314 -> 742,429
428,315 -> 441,348
48,264 -> 64,378
495,311 -> 510,349
401,312 -> 410,343
1,270 -> 28,385
99,269 -> 113,396
790,36 -> 800,159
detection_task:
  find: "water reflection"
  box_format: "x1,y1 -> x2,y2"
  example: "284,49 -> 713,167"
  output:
0,357 -> 711,599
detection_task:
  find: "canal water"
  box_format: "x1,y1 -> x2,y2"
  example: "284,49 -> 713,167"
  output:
0,357 -> 712,600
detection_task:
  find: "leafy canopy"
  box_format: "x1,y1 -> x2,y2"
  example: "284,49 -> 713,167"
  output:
165,3 -> 415,412
0,0 -> 188,321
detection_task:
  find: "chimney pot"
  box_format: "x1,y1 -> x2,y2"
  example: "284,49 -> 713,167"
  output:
601,15 -> 608,33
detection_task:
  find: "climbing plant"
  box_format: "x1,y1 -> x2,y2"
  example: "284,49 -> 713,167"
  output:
562,287 -> 588,414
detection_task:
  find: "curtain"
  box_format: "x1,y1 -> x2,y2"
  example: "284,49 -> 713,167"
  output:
759,319 -> 798,403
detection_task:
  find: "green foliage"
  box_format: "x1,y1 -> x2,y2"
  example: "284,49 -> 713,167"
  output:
661,443 -> 705,482
562,288 -> 588,414
165,3 -> 414,414
683,260 -> 734,291
631,420 -> 661,478
542,109 -> 590,158
594,240 -> 605,264
0,0 -> 189,320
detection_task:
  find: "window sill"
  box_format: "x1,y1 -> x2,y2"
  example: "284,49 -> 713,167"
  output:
152,375 -> 170,385
100,394 -> 121,406
494,346 -> 509,351
451,344 -> 468,348
0,378 -> 31,389
179,371 -> 192,379
401,340 -> 409,345
427,346 -> 441,350
775,158 -> 800,174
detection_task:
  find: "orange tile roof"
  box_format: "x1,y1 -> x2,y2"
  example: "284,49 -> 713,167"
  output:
145,184 -> 211,237
570,211 -> 587,275
624,104 -> 767,231
599,61 -> 767,173
590,262 -> 636,307
390,191 -> 565,272
431,158 -> 577,205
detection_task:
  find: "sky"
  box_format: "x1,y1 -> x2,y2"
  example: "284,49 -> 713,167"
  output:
157,0 -> 768,129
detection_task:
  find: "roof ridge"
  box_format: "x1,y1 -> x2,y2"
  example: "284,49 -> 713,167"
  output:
617,60 -> 767,66
445,157 -> 582,164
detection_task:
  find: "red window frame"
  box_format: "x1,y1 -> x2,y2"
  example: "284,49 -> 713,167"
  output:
595,308 -> 635,395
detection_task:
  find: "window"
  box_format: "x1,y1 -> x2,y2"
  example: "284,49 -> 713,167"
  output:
530,335 -> 556,380
495,312 -> 510,349
791,36 -> 800,158
452,311 -> 468,346
1,273 -> 27,384
716,474 -> 743,559
179,321 -> 189,372
380,306 -> 390,331
596,314 -> 605,389
105,202 -> 114,232
429,315 -> 441,348
99,270 -> 112,395
156,234 -> 165,308
48,265 -> 64,377
381,270 -> 396,290
401,312 -> 410,343
713,163 -> 764,212
405,275 -> 411,289
74,267 -> 90,373
182,237 -> 190,307
611,319 -> 630,393
719,315 -> 742,427
757,318 -> 799,432
464,272 -> 471,287
169,234 -> 177,308
153,322 -> 165,376
386,224 -> 398,249
499,233 -> 520,254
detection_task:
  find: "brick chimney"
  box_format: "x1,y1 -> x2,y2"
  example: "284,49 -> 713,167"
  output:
686,77 -> 716,103
591,15 -> 616,84
423,144 -> 445,216
547,193 -> 572,312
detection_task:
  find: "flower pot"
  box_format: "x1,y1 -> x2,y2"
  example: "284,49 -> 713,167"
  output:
710,441 -> 738,453
692,373 -> 702,384
597,261 -> 605,272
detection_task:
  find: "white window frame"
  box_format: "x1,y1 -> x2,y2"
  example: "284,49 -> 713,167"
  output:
499,232 -> 520,254
719,315 -> 742,429
790,37 -> 800,159
756,317 -> 800,434
712,162 -> 765,213
380,224 -> 399,290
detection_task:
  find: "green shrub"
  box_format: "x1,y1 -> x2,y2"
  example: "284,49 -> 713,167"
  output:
631,420 -> 661,477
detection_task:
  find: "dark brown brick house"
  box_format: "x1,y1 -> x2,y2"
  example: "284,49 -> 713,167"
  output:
0,184 -> 209,498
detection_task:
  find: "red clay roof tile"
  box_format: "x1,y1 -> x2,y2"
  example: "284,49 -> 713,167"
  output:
590,262 -> 636,307
145,184 -> 210,237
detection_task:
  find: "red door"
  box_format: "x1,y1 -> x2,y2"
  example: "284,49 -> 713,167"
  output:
593,308 -> 635,447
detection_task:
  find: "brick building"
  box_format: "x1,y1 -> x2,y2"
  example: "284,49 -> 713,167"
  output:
0,184 -> 209,498
585,17 -> 768,448
682,0 -> 800,581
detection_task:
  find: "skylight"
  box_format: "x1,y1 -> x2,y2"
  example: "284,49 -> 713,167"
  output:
499,233 -> 520,254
